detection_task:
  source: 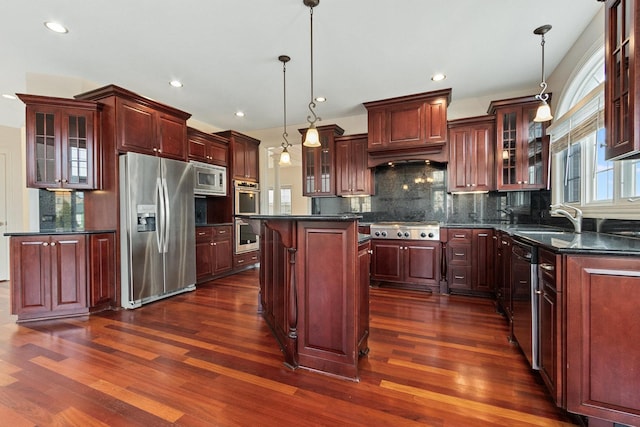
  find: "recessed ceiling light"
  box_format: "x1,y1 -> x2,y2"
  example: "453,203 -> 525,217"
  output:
315,96 -> 326,103
169,80 -> 183,88
2,94 -> 17,100
44,21 -> 68,34
431,73 -> 446,82
235,111 -> 245,117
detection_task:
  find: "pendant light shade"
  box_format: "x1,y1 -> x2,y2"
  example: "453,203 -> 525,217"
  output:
303,0 -> 322,147
533,24 -> 553,123
278,55 -> 292,166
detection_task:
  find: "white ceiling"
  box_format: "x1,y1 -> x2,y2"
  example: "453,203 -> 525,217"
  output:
1,0 -> 603,144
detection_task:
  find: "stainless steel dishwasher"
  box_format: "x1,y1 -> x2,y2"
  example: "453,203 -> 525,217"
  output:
511,238 -> 539,369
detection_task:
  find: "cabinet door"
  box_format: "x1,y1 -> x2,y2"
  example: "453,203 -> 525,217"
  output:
232,139 -> 247,180
61,109 -> 99,189
470,124 -> 495,192
350,136 -> 372,195
605,0 -> 640,160
538,249 -> 561,407
10,236 -> 51,317
566,255 -> 640,426
520,105 -> 548,190
213,237 -> 233,274
473,229 -> 494,292
117,98 -> 157,154
370,240 -> 402,281
404,241 -> 439,285
496,107 -> 521,190
244,140 -> 259,181
88,233 -> 115,307
195,228 -> 214,281
158,113 -> 187,160
27,107 -> 60,188
50,235 -> 87,313
302,127 -> 338,196
425,98 -> 448,144
448,127 -> 470,191
335,140 -> 350,195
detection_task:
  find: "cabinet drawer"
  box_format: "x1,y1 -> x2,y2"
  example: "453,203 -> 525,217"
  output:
447,229 -> 472,241
213,225 -> 232,241
448,244 -> 471,265
449,265 -> 472,288
234,251 -> 259,268
195,227 -> 213,243
538,247 -> 557,284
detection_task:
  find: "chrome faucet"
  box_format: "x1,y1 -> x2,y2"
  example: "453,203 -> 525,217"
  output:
549,203 -> 583,233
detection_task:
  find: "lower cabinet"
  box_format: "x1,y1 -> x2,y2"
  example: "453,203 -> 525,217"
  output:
537,247 -> 563,408
565,255 -> 640,427
234,250 -> 259,270
370,239 -> 440,292
195,225 -> 233,283
446,228 -> 494,296
357,240 -> 371,356
10,232 -> 116,322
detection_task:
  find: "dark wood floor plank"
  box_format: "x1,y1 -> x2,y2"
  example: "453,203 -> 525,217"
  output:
0,270 -> 577,426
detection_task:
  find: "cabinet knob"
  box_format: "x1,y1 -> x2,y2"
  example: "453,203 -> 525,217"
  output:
367,249 -> 373,254
55,179 -> 61,183
51,242 -> 56,246
153,148 -> 158,152
210,242 -> 214,246
42,242 -> 49,246
535,290 -> 542,295
62,179 -> 68,183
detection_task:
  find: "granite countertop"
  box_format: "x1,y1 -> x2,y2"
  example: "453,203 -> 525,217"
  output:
249,214 -> 363,221
4,229 -> 117,237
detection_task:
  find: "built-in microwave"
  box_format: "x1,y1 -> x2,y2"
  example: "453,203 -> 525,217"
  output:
191,161 -> 227,196
234,181 -> 259,215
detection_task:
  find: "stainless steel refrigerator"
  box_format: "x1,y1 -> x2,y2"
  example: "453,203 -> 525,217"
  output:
119,152 -> 196,309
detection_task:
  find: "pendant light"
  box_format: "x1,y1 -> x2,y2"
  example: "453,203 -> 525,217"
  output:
533,24 -> 553,123
278,55 -> 292,166
303,0 -> 321,147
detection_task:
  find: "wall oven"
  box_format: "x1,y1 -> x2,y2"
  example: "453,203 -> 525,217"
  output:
234,180 -> 259,215
235,218 -> 259,253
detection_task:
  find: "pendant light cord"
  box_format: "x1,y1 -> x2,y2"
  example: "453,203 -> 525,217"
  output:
537,30 -> 549,103
307,5 -> 320,125
282,58 -> 289,147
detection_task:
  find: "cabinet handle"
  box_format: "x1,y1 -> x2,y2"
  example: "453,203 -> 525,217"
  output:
54,179 -> 61,183
454,234 -> 465,238
519,280 -> 528,284
493,236 -> 497,240
50,242 -> 56,246
454,275 -> 465,279
454,252 -> 465,256
367,249 -> 373,254
540,263 -> 555,271
502,241 -> 508,245
43,242 -> 49,246
251,256 -> 258,260
237,259 -> 245,263
218,230 -> 226,234
535,290 -> 542,295
198,232 -> 206,236
153,148 -> 158,152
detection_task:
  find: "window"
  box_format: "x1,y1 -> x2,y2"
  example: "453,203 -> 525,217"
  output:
549,47 -> 640,219
268,186 -> 292,214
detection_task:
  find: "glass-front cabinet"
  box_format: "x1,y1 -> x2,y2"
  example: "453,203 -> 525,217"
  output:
489,96 -> 549,191
300,124 -> 344,197
18,94 -> 102,190
605,0 -> 639,160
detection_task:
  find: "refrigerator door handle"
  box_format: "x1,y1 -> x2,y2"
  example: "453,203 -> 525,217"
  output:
156,176 -> 164,252
162,177 -> 170,253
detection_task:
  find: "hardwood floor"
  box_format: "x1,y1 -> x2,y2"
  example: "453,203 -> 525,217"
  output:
0,270 -> 577,426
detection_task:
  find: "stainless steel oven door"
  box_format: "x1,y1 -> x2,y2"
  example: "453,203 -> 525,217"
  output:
235,218 -> 259,253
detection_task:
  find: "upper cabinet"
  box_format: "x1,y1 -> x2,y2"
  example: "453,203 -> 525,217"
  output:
447,115 -> 495,193
363,89 -> 451,167
188,127 -> 228,166
300,124 -> 344,197
216,130 -> 260,182
488,95 -> 550,191
75,85 -> 191,161
605,0 -> 640,160
18,94 -> 102,190
335,133 -> 374,196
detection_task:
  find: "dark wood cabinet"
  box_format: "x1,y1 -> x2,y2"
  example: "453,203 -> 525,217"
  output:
188,127 -> 228,166
195,225 -> 233,283
605,0 -> 640,160
300,124 -> 344,196
537,247 -> 563,408
488,96 -> 549,191
446,228 -> 494,295
217,130 -> 260,182
75,84 -> 191,161
565,255 -> 640,426
371,239 -> 440,292
335,133 -> 374,196
258,217 -> 367,380
10,234 -> 88,321
18,94 -> 102,190
363,89 -> 451,167
495,231 -> 512,321
88,233 -> 116,309
447,116 -> 495,193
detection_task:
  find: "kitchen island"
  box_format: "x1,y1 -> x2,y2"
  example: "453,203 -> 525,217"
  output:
248,214 -> 369,381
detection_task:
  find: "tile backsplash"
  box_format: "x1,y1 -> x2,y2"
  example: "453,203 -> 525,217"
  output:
39,190 -> 84,231
313,162 -> 555,225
